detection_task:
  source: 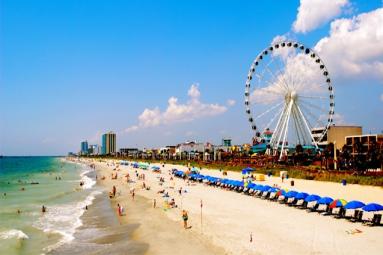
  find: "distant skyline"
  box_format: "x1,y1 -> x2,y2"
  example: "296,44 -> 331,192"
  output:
1,0 -> 382,155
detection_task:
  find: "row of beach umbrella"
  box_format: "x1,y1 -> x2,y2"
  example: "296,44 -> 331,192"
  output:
173,169 -> 383,213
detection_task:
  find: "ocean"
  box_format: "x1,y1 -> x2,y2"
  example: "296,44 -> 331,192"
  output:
0,156 -> 100,255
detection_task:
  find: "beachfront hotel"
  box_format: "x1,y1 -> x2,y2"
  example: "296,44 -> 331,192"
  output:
80,141 -> 88,156
101,132 -> 116,155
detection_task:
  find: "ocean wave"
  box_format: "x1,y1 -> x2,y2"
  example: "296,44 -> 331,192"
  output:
0,229 -> 29,240
80,169 -> 96,190
33,190 -> 102,252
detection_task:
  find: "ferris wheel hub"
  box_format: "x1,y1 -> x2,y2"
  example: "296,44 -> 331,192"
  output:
285,90 -> 298,102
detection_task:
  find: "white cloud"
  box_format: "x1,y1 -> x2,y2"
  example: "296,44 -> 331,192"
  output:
293,0 -> 350,33
314,8 -> 383,80
227,99 -> 236,106
125,84 -> 229,133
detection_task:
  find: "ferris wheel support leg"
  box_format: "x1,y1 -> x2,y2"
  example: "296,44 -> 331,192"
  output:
273,108 -> 288,154
274,103 -> 290,159
296,105 -> 319,149
268,103 -> 287,155
279,100 -> 293,161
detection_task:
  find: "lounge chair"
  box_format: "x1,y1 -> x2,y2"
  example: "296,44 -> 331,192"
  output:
286,197 -> 296,206
269,192 -> 277,201
261,191 -> 270,199
278,195 -> 286,204
332,207 -> 345,218
294,199 -> 304,207
368,214 -> 382,226
350,210 -> 363,222
306,202 -> 319,212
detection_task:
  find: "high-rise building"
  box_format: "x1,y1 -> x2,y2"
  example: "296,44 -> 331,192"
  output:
101,132 -> 116,155
80,141 -> 89,155
89,144 -> 101,155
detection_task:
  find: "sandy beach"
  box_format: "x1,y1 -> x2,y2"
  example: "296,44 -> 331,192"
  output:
81,158 -> 383,255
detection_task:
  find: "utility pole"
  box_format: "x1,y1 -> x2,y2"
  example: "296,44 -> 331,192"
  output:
334,141 -> 337,170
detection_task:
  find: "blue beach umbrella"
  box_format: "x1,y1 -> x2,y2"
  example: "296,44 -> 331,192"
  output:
261,185 -> 272,191
344,200 -> 365,210
295,192 -> 309,200
269,187 -> 279,193
362,203 -> 383,212
305,194 -> 321,202
317,197 -> 333,205
242,167 -> 254,174
285,191 -> 298,198
255,185 -> 265,191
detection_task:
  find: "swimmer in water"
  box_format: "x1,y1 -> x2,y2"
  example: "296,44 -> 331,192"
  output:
42,205 -> 46,213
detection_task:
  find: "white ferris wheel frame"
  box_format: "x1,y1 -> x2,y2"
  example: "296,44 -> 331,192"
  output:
244,41 -> 335,160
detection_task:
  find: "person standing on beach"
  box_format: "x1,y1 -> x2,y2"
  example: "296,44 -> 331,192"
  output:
112,185 -> 116,197
132,189 -> 135,200
182,210 -> 189,229
117,203 -> 121,216
153,199 -> 156,208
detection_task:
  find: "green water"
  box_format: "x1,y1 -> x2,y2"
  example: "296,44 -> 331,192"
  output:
0,157 -> 98,255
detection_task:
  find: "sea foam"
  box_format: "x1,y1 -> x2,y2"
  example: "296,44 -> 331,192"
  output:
33,190 -> 101,252
0,229 -> 29,240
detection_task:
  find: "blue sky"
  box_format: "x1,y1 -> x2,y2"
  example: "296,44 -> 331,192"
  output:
1,0 -> 382,155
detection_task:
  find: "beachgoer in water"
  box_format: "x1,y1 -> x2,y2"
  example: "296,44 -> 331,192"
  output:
3,193 -> 6,196
42,205 -> 46,213
85,205 -> 88,210
182,210 -> 189,229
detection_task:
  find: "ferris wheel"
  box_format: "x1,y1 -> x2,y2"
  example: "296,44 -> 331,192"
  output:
245,41 -> 335,160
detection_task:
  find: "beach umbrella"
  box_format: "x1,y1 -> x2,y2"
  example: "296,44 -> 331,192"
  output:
295,192 -> 309,200
329,199 -> 347,209
362,203 -> 383,212
269,187 -> 279,193
242,167 -> 254,175
344,200 -> 365,210
285,190 -> 298,198
305,194 -> 321,202
277,189 -> 288,196
255,185 -> 265,191
261,185 -> 272,192
317,197 -> 333,205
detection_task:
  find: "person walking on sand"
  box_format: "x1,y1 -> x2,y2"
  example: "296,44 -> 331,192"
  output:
182,210 -> 189,229
112,185 -> 116,197
132,189 -> 135,201
153,199 -> 156,208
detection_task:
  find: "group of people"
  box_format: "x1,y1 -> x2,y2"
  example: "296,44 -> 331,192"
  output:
103,161 -> 192,230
